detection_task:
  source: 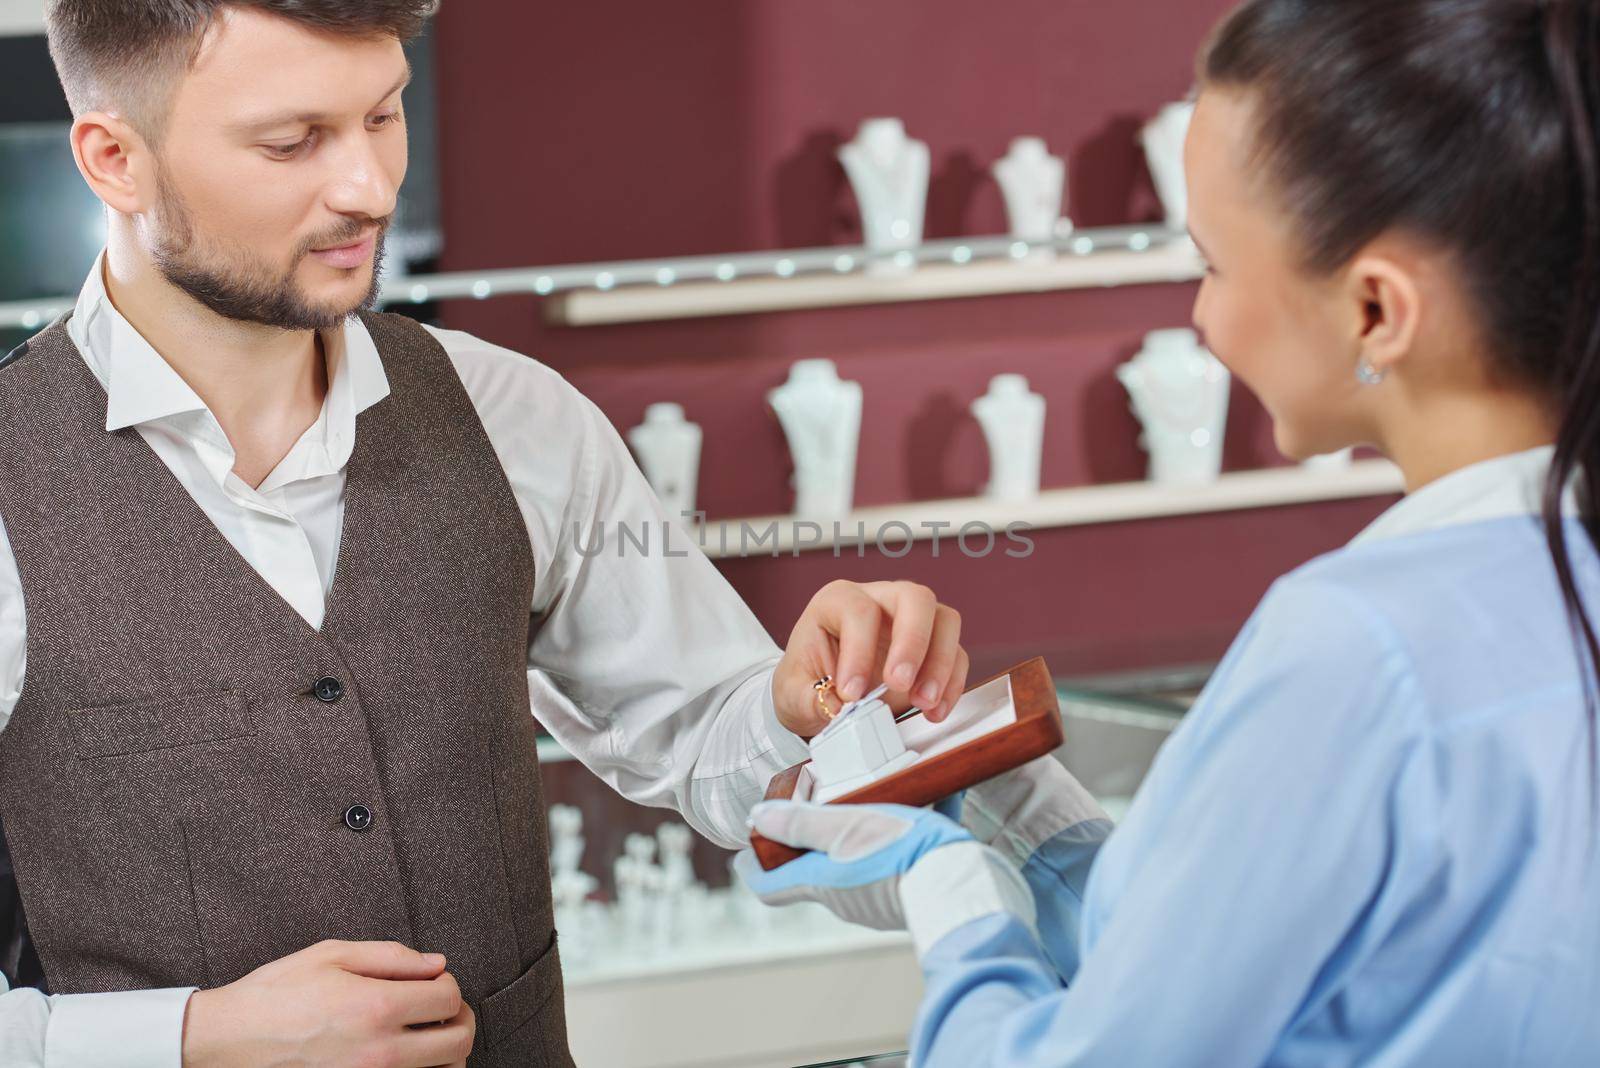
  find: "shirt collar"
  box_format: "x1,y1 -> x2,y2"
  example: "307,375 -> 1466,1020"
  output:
66,248 -> 391,438
1351,445 -> 1572,547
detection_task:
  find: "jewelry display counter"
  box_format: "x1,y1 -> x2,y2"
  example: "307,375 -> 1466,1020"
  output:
552,670 -> 1199,1067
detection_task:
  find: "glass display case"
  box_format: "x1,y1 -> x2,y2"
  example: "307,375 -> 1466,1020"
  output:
551,664 -> 1209,1068
1056,662 -> 1208,821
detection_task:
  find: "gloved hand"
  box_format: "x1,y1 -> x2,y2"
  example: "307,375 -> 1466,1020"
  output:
961,754 -> 1109,866
957,755 -> 1113,981
733,801 -> 1037,958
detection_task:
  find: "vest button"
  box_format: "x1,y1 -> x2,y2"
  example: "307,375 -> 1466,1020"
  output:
343,804 -> 373,832
313,676 -> 344,703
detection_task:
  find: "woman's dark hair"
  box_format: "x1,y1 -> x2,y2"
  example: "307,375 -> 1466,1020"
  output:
45,0 -> 438,144
1202,0 -> 1600,713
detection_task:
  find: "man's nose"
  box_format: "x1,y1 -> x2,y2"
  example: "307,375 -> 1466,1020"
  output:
324,137 -> 399,220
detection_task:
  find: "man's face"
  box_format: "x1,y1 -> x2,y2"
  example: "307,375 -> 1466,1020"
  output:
143,7 -> 410,331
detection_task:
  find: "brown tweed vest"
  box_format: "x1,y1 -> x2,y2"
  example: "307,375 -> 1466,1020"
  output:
0,309 -> 572,1067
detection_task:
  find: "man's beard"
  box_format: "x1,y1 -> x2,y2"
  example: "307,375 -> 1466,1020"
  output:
149,173 -> 390,332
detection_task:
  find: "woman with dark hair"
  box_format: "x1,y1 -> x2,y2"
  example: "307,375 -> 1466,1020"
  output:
738,1 -> 1600,1063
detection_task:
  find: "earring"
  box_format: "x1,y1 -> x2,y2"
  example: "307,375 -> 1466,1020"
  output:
1356,360 -> 1386,386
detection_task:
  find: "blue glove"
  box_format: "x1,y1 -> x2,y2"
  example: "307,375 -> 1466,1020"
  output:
734,801 -> 1036,958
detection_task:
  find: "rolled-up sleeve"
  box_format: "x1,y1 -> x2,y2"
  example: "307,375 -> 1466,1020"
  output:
438,327 -> 809,848
523,398 -> 806,846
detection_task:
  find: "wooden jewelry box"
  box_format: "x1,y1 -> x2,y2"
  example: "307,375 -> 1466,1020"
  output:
750,656 -> 1065,870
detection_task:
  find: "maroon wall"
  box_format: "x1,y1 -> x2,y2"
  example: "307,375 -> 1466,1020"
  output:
428,0 -> 1395,679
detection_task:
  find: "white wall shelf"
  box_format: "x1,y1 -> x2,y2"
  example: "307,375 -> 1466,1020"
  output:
689,460 -> 1403,560
545,236 -> 1202,326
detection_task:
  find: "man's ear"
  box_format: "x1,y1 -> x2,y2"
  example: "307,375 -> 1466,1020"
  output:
1344,250 -> 1422,379
70,111 -> 153,216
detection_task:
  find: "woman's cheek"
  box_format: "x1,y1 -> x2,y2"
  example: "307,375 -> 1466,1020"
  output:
1198,282 -> 1251,378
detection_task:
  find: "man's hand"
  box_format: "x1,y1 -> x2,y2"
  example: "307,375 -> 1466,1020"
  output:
181,939 -> 475,1068
773,579 -> 968,738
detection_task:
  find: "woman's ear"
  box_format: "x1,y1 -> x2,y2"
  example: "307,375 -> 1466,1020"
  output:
1345,250 -> 1422,379
70,111 -> 153,217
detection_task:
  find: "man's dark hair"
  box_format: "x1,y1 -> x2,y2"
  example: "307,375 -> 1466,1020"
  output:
44,0 -> 438,143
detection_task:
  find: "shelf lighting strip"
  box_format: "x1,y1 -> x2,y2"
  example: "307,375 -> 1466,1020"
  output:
0,224 -> 1191,330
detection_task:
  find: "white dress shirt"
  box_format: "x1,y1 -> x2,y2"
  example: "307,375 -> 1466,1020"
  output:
0,251 -> 809,1068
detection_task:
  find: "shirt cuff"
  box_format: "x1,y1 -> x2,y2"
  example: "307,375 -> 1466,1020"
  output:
45,986 -> 197,1068
760,668 -> 812,767
897,840 -> 1038,959
963,756 -> 1109,868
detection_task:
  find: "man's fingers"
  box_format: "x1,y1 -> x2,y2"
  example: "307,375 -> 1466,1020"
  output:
320,939 -> 446,980
824,584 -> 886,702
928,644 -> 970,723
877,583 -> 938,699
851,582 -> 964,711
391,970 -> 465,1027
908,604 -> 962,716
780,580 -> 967,733
395,1000 -> 475,1066
773,625 -> 840,737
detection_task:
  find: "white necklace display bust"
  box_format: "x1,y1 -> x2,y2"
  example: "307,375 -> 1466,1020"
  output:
1117,328 -> 1231,485
626,402 -> 703,521
992,137 -> 1068,247
971,373 -> 1046,501
1142,100 -> 1196,230
838,118 -> 930,265
767,359 -> 863,518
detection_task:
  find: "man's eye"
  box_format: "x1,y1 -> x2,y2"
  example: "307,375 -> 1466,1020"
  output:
265,136 -> 312,159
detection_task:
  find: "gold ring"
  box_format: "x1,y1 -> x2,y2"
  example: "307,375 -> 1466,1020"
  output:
814,675 -> 838,720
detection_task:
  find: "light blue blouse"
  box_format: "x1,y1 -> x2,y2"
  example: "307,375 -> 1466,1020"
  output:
912,448 -> 1600,1067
